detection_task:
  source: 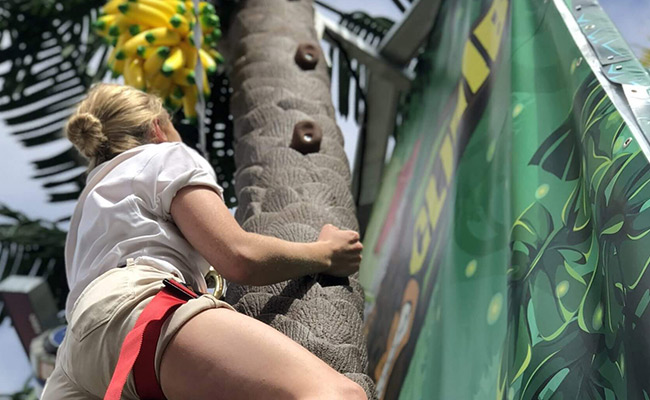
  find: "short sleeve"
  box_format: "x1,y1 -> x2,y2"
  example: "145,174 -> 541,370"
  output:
132,143 -> 224,221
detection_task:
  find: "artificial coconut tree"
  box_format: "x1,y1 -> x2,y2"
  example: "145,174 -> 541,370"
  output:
224,0 -> 375,396
0,0 -> 400,397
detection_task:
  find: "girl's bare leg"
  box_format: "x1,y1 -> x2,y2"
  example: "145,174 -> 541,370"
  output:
159,308 -> 367,400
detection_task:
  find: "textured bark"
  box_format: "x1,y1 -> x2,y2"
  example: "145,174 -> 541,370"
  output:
225,0 -> 376,397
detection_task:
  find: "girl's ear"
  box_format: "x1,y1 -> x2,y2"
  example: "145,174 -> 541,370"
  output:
151,119 -> 167,143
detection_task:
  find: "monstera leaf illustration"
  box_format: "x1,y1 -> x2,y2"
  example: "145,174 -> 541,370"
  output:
502,77 -> 647,399
529,78 -> 605,181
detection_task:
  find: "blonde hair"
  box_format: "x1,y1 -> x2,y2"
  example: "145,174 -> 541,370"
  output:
65,83 -> 171,170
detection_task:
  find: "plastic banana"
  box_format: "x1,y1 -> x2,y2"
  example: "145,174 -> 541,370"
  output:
124,57 -> 146,90
94,14 -> 117,37
170,14 -> 191,36
198,48 -> 217,74
150,72 -> 173,98
179,41 -> 198,70
136,45 -> 154,58
182,86 -> 198,124
143,46 -> 171,79
175,3 -> 188,16
97,0 -> 222,122
164,95 -> 182,111
161,47 -> 185,76
133,0 -> 177,18
108,32 -> 131,77
101,0 -> 123,15
200,66 -> 210,97
172,68 -> 196,86
199,3 -> 215,15
110,59 -> 126,78
123,28 -> 180,56
171,86 -> 185,100
118,2 -> 173,29
108,16 -> 141,37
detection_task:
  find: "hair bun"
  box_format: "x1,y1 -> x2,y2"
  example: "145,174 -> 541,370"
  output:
65,112 -> 107,158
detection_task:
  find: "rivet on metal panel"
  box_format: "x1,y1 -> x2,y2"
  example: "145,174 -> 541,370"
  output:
624,138 -> 633,148
615,65 -> 623,71
607,55 -> 614,60
575,5 -> 582,11
585,24 -> 595,30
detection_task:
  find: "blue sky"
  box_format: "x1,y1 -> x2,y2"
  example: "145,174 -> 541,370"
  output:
600,0 -> 650,60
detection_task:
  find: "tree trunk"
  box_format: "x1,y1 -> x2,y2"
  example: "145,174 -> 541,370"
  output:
224,0 -> 376,397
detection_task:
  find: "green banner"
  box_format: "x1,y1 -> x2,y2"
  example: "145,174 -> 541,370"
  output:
361,0 -> 650,399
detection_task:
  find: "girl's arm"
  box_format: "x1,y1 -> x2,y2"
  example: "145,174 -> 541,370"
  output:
170,185 -> 363,285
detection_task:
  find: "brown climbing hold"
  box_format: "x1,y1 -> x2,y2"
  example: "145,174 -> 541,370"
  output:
294,43 -> 319,70
291,121 -> 322,154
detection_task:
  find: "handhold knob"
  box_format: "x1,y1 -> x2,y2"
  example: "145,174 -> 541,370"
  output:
294,43 -> 320,70
291,121 -> 322,154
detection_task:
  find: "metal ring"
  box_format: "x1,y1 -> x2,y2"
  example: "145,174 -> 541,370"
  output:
205,267 -> 225,299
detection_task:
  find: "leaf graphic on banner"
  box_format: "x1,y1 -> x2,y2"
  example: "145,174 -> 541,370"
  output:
503,307 -> 532,386
530,78 -> 611,182
529,120 -> 580,181
510,203 -> 555,279
600,152 -> 650,289
579,150 -> 650,334
518,325 -> 605,400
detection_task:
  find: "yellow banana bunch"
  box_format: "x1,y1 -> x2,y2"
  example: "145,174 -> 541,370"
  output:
95,0 -> 223,123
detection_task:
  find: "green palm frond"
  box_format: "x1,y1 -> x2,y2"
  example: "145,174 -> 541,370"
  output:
340,12 -> 394,45
0,204 -> 67,322
316,2 -> 395,45
390,0 -> 415,14
0,0 -> 107,203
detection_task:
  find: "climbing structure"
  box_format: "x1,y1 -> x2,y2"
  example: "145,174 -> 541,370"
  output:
224,0 -> 375,397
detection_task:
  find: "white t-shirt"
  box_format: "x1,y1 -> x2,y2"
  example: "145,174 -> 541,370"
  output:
64,142 -> 224,320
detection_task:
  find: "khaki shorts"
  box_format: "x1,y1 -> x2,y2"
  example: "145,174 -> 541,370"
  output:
41,264 -> 234,399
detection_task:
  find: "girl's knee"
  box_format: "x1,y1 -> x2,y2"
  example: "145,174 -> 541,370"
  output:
339,379 -> 367,400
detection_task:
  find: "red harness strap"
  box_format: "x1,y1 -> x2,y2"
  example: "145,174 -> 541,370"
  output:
104,279 -> 199,400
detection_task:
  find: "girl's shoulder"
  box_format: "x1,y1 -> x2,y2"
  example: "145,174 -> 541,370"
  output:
124,142 -> 210,171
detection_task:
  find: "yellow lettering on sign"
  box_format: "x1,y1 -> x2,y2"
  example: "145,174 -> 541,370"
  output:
425,175 -> 447,231
462,41 -> 490,93
409,207 -> 431,275
449,83 -> 468,140
440,134 -> 454,182
473,0 -> 508,61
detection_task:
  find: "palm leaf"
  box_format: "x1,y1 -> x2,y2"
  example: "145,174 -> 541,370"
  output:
389,0 -> 415,14
339,11 -> 395,45
0,0 -> 108,203
0,204 -> 67,322
529,78 -> 605,181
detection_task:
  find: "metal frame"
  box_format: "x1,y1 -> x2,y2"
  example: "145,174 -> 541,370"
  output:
316,0 -> 441,232
556,0 -> 650,161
